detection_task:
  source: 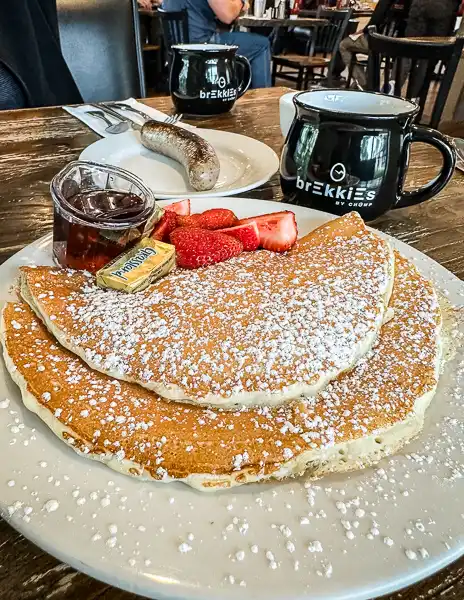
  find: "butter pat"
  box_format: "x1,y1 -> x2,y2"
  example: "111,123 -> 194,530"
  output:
96,237 -> 175,293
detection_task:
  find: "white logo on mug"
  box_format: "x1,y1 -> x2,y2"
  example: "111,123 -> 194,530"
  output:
295,175 -> 375,205
200,88 -> 237,100
330,163 -> 347,183
218,76 -> 226,89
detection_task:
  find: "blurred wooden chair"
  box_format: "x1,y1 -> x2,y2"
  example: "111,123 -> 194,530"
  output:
57,0 -> 145,102
158,8 -> 189,66
345,3 -> 410,89
272,8 -> 352,89
366,26 -> 464,128
139,9 -> 164,93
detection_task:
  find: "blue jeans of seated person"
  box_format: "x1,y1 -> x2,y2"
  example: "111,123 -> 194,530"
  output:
210,31 -> 271,89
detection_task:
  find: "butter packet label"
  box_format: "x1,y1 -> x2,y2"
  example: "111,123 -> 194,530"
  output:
96,237 -> 175,293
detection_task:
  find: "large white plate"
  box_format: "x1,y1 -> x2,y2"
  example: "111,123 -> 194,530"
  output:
80,130 -> 279,199
0,198 -> 463,600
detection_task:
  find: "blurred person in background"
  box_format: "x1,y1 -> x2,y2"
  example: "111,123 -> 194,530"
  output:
405,0 -> 460,37
404,0 -> 461,96
339,0 -> 410,88
138,0 -> 162,8
0,0 -> 81,110
162,0 -> 272,88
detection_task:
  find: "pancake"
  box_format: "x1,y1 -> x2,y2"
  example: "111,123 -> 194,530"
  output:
2,254 -> 441,491
19,212 -> 394,409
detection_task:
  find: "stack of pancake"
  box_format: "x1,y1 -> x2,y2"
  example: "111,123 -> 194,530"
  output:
1,212 -> 442,491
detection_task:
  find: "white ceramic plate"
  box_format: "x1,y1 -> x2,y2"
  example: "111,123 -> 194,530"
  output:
0,198 -> 463,600
80,130 -> 279,199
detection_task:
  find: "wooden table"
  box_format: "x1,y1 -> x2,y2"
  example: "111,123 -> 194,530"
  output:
0,87 -> 462,598
350,9 -> 374,16
300,8 -> 373,17
238,16 -> 328,28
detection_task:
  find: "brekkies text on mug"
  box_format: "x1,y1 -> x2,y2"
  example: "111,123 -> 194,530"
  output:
170,44 -> 252,117
280,90 -> 456,221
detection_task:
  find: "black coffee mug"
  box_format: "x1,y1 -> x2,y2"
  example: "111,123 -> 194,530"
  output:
170,44 -> 252,117
280,90 -> 456,221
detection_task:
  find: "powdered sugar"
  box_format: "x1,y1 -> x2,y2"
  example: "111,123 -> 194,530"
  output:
43,499 -> 59,513
24,216 -> 393,406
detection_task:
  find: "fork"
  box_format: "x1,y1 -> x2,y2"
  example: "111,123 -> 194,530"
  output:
165,113 -> 183,125
454,142 -> 464,163
93,103 -> 183,132
106,102 -> 182,125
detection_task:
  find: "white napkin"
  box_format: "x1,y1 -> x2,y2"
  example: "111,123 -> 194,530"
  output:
63,98 -> 183,138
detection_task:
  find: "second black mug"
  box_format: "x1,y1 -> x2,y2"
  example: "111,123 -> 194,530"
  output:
280,90 -> 456,221
170,44 -> 252,117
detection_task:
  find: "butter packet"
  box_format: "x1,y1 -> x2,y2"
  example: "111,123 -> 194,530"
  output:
96,237 -> 175,293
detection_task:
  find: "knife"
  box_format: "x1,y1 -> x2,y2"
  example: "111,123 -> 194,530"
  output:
90,103 -> 142,131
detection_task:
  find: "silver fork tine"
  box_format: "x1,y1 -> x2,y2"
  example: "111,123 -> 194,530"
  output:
164,113 -> 183,125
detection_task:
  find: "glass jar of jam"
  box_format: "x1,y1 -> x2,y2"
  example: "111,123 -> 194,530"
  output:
51,161 -> 159,273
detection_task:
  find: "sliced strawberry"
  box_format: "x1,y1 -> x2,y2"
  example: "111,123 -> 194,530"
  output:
151,210 -> 178,242
238,211 -> 298,252
170,227 -> 243,269
177,208 -> 237,230
177,213 -> 202,228
217,221 -> 260,251
164,199 -> 190,216
197,208 -> 237,230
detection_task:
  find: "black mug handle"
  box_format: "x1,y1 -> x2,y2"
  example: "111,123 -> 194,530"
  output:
395,125 -> 456,209
235,55 -> 252,99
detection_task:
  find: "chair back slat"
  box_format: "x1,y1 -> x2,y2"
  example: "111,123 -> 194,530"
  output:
394,56 -> 403,96
379,0 -> 411,38
314,7 -> 352,83
158,8 -> 189,64
405,58 -> 417,98
366,26 -> 464,128
315,8 -> 352,54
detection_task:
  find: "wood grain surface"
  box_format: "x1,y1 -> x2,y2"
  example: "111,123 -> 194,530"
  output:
299,7 -> 374,17
0,87 -> 462,599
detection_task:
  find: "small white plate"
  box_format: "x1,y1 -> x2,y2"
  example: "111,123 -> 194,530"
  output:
80,130 -> 279,199
0,198 -> 463,600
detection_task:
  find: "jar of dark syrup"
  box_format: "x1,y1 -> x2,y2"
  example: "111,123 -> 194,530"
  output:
51,161 -> 159,273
